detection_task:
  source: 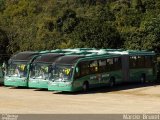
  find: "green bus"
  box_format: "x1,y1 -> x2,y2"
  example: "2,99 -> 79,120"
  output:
48,50 -> 157,92
28,50 -> 105,89
29,53 -> 66,89
5,48 -> 96,88
4,51 -> 50,87
4,49 -> 84,87
108,50 -> 157,83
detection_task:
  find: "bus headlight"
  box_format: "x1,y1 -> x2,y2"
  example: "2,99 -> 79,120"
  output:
49,82 -> 56,86
48,81 -> 53,85
65,82 -> 72,86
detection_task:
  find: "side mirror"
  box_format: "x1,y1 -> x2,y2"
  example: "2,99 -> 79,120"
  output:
76,67 -> 79,73
27,64 -> 30,69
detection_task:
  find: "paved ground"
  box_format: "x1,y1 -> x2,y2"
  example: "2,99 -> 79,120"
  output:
0,83 -> 160,114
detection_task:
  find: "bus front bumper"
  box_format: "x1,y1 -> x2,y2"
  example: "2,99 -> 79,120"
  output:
4,77 -> 27,87
29,80 -> 48,89
48,81 -> 74,92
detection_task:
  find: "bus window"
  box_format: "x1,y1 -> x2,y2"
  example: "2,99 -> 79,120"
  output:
80,61 -> 90,77
90,60 -> 98,74
137,56 -> 145,68
114,57 -> 121,70
98,59 -> 106,73
145,56 -> 153,68
129,56 -> 137,68
107,58 -> 114,71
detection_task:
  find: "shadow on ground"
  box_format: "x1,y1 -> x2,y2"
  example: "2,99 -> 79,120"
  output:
54,82 -> 160,95
2,81 -> 160,95
8,86 -> 50,92
34,88 -> 52,92
8,86 -> 29,89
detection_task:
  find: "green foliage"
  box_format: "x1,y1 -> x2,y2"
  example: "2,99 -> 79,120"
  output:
0,0 -> 160,62
143,0 -> 155,11
70,19 -> 121,48
131,0 -> 144,12
0,0 -> 5,12
124,30 -> 144,50
143,15 -> 160,52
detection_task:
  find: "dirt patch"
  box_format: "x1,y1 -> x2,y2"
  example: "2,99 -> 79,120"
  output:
0,84 -> 160,114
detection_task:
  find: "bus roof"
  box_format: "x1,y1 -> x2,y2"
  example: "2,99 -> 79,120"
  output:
9,51 -> 39,62
55,55 -> 85,65
55,53 -> 120,65
100,49 -> 124,51
108,50 -> 155,55
33,53 -> 65,63
127,50 -> 155,55
32,50 -> 105,64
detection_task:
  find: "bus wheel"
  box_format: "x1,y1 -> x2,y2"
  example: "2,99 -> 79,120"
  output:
82,82 -> 89,92
140,74 -> 146,83
109,78 -> 115,87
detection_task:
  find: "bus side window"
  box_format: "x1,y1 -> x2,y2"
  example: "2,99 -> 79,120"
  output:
80,61 -> 90,77
89,60 -> 98,74
129,56 -> 137,68
98,59 -> 106,73
107,58 -> 114,71
137,56 -> 145,68
145,56 -> 153,68
114,57 -> 121,70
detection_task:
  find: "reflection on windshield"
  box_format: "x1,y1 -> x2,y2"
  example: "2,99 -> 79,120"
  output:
7,63 -> 27,77
52,65 -> 73,82
30,64 -> 52,80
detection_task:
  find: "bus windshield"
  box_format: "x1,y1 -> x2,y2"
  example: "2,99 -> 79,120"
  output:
51,65 -> 73,82
30,63 -> 52,80
7,62 -> 27,77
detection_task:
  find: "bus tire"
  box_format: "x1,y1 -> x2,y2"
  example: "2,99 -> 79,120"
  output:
109,77 -> 115,87
140,74 -> 146,83
82,81 -> 89,92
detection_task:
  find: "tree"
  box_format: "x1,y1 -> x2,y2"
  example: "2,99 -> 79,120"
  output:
124,30 -> 144,50
0,28 -> 10,62
0,0 -> 5,12
0,0 -> 160,55
131,0 -> 144,12
143,0 -> 155,11
143,15 -> 160,52
70,19 -> 122,48
60,9 -> 79,33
